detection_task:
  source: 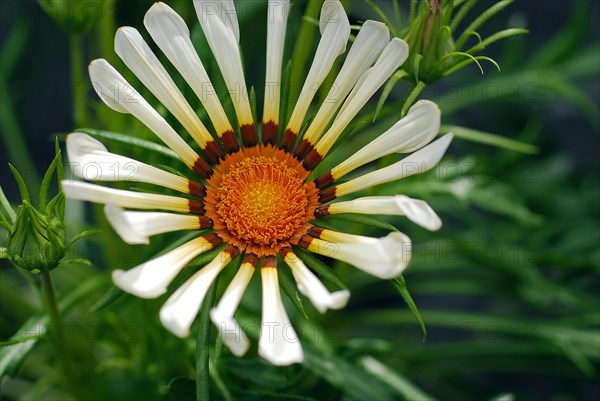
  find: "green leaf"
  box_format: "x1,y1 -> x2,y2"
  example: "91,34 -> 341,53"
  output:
360,356 -> 437,401
449,0 -> 477,32
0,187 -> 16,223
293,247 -> 347,290
0,247 -> 7,260
365,0 -> 398,37
80,128 -> 180,161
325,214 -> 399,233
56,259 -> 92,268
465,28 -> 529,54
88,286 -> 124,314
401,81 -> 426,117
0,276 -> 104,378
8,164 -> 30,204
67,229 -> 102,249
374,70 -> 408,122
441,125 -> 539,154
39,146 -> 63,210
196,277 -> 219,401
249,86 -> 258,127
392,275 -> 427,340
455,0 -> 513,50
302,344 -> 396,401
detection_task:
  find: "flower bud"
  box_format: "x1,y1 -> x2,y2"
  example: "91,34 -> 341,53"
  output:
7,201 -> 67,274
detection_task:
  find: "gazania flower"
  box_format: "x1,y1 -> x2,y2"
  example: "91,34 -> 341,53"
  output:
61,0 -> 452,365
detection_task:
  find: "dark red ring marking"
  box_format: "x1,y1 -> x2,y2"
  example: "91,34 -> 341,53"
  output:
281,129 -> 297,153
262,121 -> 278,145
318,187 -> 337,203
241,123 -> 257,147
221,130 -> 240,154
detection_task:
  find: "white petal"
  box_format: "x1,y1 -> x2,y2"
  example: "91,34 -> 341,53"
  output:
88,59 -> 200,169
315,38 -> 409,156
332,101 -> 441,179
307,232 -> 412,279
328,195 -> 442,231
210,309 -> 249,356
336,133 -> 454,197
194,0 -> 253,126
61,181 -> 192,213
262,0 -> 290,125
114,27 -> 213,147
285,0 -> 350,133
194,0 -> 239,42
66,133 -> 190,193
160,250 -> 233,337
303,20 -> 389,144
210,261 -> 254,356
144,2 -> 233,136
104,204 -> 204,244
283,252 -> 349,313
112,236 -> 215,298
259,267 -> 304,365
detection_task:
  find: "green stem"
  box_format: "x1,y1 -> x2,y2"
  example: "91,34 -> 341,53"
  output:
70,35 -> 87,128
196,278 -> 219,401
40,272 -> 77,396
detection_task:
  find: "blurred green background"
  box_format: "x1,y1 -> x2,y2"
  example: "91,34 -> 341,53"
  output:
1,0 -> 599,400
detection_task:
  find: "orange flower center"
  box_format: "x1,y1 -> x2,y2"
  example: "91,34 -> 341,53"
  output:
205,146 -> 319,256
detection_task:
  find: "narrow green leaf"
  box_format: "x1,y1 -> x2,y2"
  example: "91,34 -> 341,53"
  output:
56,259 -> 92,268
443,54 -> 500,76
401,81 -> 426,117
39,147 -> 62,210
327,214 -> 399,233
374,70 -> 408,122
81,128 -> 179,161
0,247 -> 8,259
249,86 -> 258,127
289,0 -> 321,96
278,261 -> 308,318
392,275 -> 427,340
88,286 -> 125,314
441,124 -> 539,154
449,0 -> 477,32
302,344 -> 396,401
8,164 -> 30,203
0,211 -> 11,231
278,60 -> 293,139
465,28 -> 529,54
365,0 -> 398,36
54,137 -> 64,182
455,0 -> 513,50
360,356 -> 437,401
0,187 -> 16,223
196,277 -> 219,401
68,229 -> 102,249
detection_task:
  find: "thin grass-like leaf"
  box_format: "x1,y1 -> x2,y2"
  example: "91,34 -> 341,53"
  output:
455,0 -> 514,50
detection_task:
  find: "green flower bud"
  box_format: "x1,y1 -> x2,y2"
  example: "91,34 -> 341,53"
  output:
7,201 -> 67,274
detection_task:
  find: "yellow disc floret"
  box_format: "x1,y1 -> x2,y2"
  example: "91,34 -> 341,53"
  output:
205,146 -> 319,256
